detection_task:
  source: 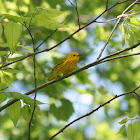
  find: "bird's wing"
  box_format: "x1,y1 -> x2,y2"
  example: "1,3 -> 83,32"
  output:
52,57 -> 67,71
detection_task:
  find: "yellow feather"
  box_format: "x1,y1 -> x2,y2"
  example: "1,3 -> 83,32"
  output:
48,52 -> 80,81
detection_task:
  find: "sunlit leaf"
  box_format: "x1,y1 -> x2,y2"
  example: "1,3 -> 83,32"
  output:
133,121 -> 140,140
1,74 -> 14,87
126,112 -> 137,118
127,123 -> 133,140
117,124 -> 125,134
0,51 -> 7,55
4,21 -> 22,54
119,118 -> 128,124
7,92 -> 44,105
126,29 -> 134,47
0,43 -> 8,47
7,100 -> 21,126
2,14 -> 31,22
6,56 -> 24,61
32,9 -> 67,30
130,17 -> 140,27
0,93 -> 7,104
2,67 -> 20,73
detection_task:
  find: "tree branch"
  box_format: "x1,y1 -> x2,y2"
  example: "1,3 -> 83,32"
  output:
0,0 -> 129,70
97,0 -> 139,60
49,85 -> 140,140
0,42 -> 139,112
68,0 -> 80,28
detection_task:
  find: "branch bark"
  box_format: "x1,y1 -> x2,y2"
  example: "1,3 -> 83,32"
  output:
49,85 -> 140,140
0,42 -> 139,112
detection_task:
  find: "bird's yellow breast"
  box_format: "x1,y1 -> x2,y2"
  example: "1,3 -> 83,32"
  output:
58,59 -> 78,75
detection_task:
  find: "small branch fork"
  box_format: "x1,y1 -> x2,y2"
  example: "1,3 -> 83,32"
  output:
49,85 -> 140,140
97,0 -> 139,60
68,0 -> 80,29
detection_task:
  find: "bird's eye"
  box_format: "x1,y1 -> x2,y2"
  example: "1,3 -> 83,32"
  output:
73,55 -> 75,56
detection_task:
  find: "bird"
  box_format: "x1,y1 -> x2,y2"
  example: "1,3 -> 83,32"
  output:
48,52 -> 80,81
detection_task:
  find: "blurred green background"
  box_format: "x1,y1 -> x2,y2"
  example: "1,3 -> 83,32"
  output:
0,0 -> 140,139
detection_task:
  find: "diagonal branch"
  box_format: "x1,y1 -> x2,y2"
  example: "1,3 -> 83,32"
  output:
0,42 -> 139,112
0,0 -> 129,70
97,0 -> 139,60
49,85 -> 140,140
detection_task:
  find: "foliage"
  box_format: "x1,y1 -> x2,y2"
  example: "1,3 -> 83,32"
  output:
0,0 -> 140,140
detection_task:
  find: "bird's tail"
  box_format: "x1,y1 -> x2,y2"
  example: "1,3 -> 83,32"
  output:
48,73 -> 56,81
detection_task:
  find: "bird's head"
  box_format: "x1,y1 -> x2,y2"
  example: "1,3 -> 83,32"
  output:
67,52 -> 80,61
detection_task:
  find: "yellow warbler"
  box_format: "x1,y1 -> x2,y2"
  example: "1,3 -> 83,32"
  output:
48,52 -> 80,81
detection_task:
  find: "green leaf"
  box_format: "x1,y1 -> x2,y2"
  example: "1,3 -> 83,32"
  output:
2,14 -> 31,22
4,21 -> 22,54
126,112 -> 137,118
117,124 -> 125,134
0,43 -> 8,47
2,67 -> 20,73
0,51 -> 7,55
0,93 -> 7,104
133,121 -> 140,140
130,17 -> 140,27
0,83 -> 7,90
129,25 -> 140,40
121,24 -> 127,46
50,99 -> 74,121
21,105 -> 31,123
6,56 -> 24,61
0,16 -> 5,23
119,118 -> 128,124
7,100 -> 21,126
0,24 -> 2,37
32,9 -> 67,30
126,29 -> 134,47
17,45 -> 33,50
7,92 -> 44,105
30,105 -> 42,116
128,123 -> 133,140
1,74 -> 14,87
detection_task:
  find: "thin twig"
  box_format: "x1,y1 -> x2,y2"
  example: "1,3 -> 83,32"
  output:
133,91 -> 140,98
106,0 -> 109,10
68,0 -> 80,28
28,53 -> 37,140
74,0 -> 80,28
95,11 -> 140,23
97,0 -> 139,60
0,42 -> 139,112
35,29 -> 58,50
49,85 -> 140,140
